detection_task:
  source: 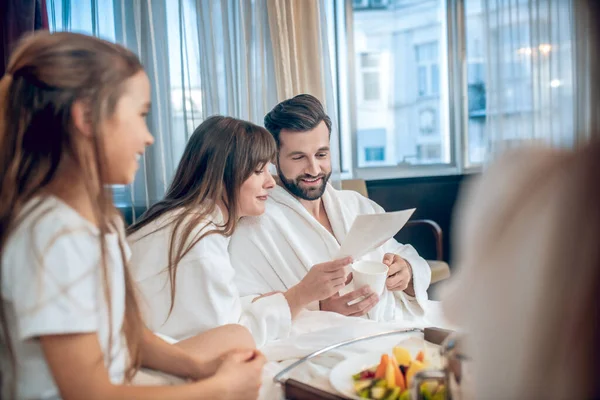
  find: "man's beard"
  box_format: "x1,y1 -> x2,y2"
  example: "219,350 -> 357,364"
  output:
277,165 -> 331,201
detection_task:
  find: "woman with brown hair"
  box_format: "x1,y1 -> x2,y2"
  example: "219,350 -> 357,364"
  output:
127,116 -> 315,350
0,32 -> 264,399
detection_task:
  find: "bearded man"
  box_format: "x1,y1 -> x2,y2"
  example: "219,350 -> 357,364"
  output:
229,94 -> 433,322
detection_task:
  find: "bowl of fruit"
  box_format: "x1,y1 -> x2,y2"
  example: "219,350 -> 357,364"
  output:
330,346 -> 447,400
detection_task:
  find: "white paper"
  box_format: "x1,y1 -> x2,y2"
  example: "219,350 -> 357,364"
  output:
335,208 -> 416,260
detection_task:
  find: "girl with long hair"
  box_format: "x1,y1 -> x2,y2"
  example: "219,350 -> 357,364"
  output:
0,32 -> 264,400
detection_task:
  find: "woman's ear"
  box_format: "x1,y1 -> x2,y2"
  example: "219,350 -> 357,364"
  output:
71,100 -> 93,138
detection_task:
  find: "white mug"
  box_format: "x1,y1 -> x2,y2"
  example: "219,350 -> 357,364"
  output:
351,260 -> 389,297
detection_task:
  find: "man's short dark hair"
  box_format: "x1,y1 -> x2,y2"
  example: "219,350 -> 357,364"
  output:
264,94 -> 332,147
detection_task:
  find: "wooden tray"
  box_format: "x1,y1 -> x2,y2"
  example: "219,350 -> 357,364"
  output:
282,327 -> 452,400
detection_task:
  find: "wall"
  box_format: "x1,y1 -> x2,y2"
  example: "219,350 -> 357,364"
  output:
366,174 -> 473,266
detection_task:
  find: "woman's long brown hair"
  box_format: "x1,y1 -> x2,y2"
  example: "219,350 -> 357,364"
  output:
0,32 -> 145,394
128,116 -> 275,318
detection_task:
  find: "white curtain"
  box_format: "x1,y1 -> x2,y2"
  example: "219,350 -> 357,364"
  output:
482,0 -> 576,158
266,0 -> 341,185
46,0 -> 339,221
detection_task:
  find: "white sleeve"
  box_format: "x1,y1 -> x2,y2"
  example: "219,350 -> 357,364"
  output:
10,231 -> 100,340
229,234 -> 283,298
176,235 -> 291,348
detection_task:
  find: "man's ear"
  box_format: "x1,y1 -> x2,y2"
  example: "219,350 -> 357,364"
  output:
273,153 -> 281,169
71,100 -> 93,138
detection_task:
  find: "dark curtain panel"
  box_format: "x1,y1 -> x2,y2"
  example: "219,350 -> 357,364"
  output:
0,0 -> 48,76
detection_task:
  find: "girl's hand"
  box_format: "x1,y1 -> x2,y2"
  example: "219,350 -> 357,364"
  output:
211,349 -> 266,400
188,353 -> 223,380
189,347 -> 258,380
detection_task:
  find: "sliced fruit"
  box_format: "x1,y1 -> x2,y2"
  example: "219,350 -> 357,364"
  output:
415,350 -> 425,363
360,369 -> 376,380
420,380 -> 438,395
421,381 -> 438,400
390,355 -> 406,390
384,387 -> 401,400
374,354 -> 389,379
405,360 -> 425,388
431,384 -> 446,400
399,364 -> 408,376
353,379 -> 372,392
392,346 -> 412,366
371,386 -> 387,399
385,357 -> 397,389
374,379 -> 387,388
431,391 -> 445,400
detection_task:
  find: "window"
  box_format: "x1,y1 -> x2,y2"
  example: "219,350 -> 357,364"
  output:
463,0 -> 547,165
363,72 -> 380,101
415,42 -> 439,97
47,0 -> 116,41
46,0 -> 201,207
357,128 -> 386,166
365,147 -> 385,162
46,0 -> 125,203
464,0 -> 487,165
166,0 -> 203,157
417,66 -> 427,97
350,0 -> 449,172
417,144 -> 441,161
353,0 -> 369,9
419,109 -> 437,135
359,53 -> 381,102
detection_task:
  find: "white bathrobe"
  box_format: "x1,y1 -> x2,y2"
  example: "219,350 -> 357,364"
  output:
229,184 -> 432,322
127,208 -> 291,348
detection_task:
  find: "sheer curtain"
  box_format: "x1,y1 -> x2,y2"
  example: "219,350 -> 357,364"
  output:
482,0 -> 576,158
46,0 -> 339,221
266,0 -> 341,184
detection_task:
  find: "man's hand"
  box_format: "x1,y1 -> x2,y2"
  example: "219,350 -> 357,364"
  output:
383,253 -> 413,294
319,285 -> 379,317
289,257 -> 353,307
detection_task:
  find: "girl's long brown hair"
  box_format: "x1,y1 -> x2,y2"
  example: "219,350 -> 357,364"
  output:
128,116 -> 275,318
0,32 -> 145,393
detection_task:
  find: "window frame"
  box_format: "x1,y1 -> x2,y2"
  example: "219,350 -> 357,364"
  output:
338,0 -> 481,181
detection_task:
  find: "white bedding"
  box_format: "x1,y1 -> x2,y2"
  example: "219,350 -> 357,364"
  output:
144,305 -> 450,397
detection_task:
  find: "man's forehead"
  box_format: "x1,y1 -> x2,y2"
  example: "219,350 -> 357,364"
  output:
279,121 -> 330,152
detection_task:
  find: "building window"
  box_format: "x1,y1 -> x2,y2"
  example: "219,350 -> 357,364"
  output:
417,144 -> 441,161
350,1 -> 449,170
359,52 -> 381,102
415,42 -> 439,97
364,147 -> 385,162
419,109 -> 437,135
363,72 -> 380,101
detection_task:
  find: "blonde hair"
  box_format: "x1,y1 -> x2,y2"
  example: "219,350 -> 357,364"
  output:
0,31 -> 145,394
444,142 -> 600,398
